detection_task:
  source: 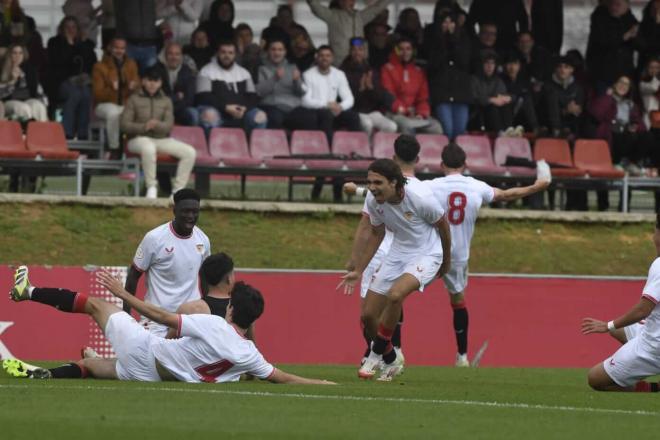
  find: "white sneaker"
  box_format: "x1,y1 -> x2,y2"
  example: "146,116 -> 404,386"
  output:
455,353 -> 470,367
145,186 -> 158,199
358,350 -> 382,379
394,347 -> 405,375
377,354 -> 405,381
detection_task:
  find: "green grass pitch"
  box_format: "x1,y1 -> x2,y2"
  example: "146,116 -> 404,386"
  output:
3,364 -> 660,439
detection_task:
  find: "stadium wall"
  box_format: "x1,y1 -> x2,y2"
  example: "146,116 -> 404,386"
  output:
0,265 -> 642,368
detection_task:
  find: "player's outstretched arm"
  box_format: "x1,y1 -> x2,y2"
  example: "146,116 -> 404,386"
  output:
492,160 -> 551,202
339,223 -> 386,295
267,368 -> 336,385
582,297 -> 656,335
98,272 -> 179,330
346,214 -> 372,271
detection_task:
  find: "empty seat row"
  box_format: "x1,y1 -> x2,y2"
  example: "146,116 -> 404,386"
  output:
0,121 -> 79,160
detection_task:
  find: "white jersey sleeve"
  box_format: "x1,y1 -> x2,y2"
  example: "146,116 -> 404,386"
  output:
176,314 -> 213,339
642,259 -> 660,304
133,232 -> 157,272
241,349 -> 276,379
416,195 -> 445,225
477,180 -> 496,205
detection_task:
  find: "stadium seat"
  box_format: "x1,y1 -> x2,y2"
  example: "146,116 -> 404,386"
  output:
250,129 -> 303,169
208,127 -> 261,167
331,131 -> 371,170
573,139 -> 625,178
533,138 -> 586,177
290,130 -> 343,169
0,120 -> 35,158
493,137 -> 535,176
372,131 -> 399,159
454,134 -> 504,175
416,134 -> 449,172
170,125 -> 218,166
26,121 -> 79,159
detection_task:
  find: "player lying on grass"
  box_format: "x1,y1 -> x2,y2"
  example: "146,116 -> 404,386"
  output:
3,266 -> 334,385
582,215 -> 660,392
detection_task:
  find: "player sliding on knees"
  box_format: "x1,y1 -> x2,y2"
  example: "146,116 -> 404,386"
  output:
339,158 -> 451,381
3,266 -> 334,385
581,215 -> 660,392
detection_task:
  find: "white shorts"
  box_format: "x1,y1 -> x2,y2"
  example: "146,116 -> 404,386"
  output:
361,250 -> 386,299
624,322 -> 644,341
603,335 -> 660,387
105,312 -> 162,382
442,262 -> 468,294
368,253 -> 442,296
139,317 -> 169,338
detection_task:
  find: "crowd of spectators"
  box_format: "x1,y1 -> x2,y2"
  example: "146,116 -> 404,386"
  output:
0,0 -> 659,205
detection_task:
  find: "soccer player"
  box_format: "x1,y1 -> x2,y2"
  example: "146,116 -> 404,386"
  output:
426,143 -> 551,366
3,266 -> 334,385
343,134 -> 422,368
339,158 -> 451,381
581,215 -> 660,392
124,188 -> 211,336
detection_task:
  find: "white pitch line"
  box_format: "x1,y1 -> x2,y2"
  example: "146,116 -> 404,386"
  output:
0,383 -> 656,417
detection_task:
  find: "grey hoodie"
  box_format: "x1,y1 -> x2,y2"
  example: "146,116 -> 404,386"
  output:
256,59 -> 305,112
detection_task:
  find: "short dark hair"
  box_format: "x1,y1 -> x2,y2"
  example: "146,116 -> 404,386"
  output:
235,22 -> 253,35
173,188 -> 200,204
230,282 -> 264,329
218,39 -> 237,50
200,253 -> 234,286
368,158 -> 407,192
317,44 -> 333,54
265,38 -> 287,50
393,134 -> 420,164
441,142 -> 467,169
143,66 -> 163,81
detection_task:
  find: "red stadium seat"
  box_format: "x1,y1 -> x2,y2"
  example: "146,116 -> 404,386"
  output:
416,134 -> 449,171
372,131 -> 399,159
250,129 -> 303,169
26,121 -> 79,159
208,127 -> 261,167
331,131 -> 371,170
170,125 -> 218,166
573,139 -> 625,178
493,136 -> 535,176
533,138 -> 586,177
0,121 -> 35,158
454,134 -> 504,175
290,130 -> 343,169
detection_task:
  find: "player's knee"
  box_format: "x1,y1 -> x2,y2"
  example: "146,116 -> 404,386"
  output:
386,291 -> 406,306
450,293 -> 465,307
587,366 -> 608,391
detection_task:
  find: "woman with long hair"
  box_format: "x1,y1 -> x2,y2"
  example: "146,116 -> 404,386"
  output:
0,44 -> 47,121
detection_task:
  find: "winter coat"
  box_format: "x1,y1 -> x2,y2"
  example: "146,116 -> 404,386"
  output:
588,93 -> 646,146
195,57 -> 259,114
120,88 -> 173,139
256,58 -> 304,112
113,0 -> 159,45
92,54 -> 140,105
470,72 -> 507,107
380,52 -> 431,117
45,35 -> 97,96
426,28 -> 473,105
467,0 -> 528,51
155,61 -> 196,118
340,58 -> 392,114
200,0 -> 235,50
542,75 -> 585,130
0,62 -> 41,101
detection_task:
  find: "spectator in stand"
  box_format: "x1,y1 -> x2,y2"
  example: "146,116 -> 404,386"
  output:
524,0 -> 564,55
261,4 -> 301,49
306,0 -> 391,67
515,31 -> 553,87
100,0 -> 115,47
235,23 -> 261,81
501,51 -> 539,133
470,50 -> 514,134
114,0 -> 160,75
470,22 -> 499,73
184,28 -> 214,71
392,7 -> 424,50
640,0 -> 660,70
289,25 -> 316,72
155,42 -> 196,126
256,38 -> 313,131
365,22 -> 390,70
467,0 -> 528,52
0,1 -> 46,75
639,57 -> 660,129
46,16 -> 97,140
156,0 -> 203,46
201,0 -> 235,50
195,40 -> 267,136
363,7 -> 390,44
422,0 -> 467,59
382,38 -> 443,135
0,44 -> 47,121
586,0 -> 641,94
426,11 -> 472,140
121,66 -> 196,199
340,37 -> 396,137
62,0 -> 101,43
541,55 -> 585,138
92,36 -> 139,154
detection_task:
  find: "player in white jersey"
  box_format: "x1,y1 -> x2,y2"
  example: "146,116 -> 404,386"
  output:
125,189 -> 211,336
426,143 -> 551,366
339,157 -> 452,381
3,266 -> 333,385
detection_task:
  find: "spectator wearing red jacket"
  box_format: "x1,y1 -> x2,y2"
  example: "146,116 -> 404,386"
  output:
381,38 -> 443,135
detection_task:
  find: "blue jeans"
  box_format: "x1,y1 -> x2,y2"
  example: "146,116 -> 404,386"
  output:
435,103 -> 469,140
126,44 -> 157,75
194,106 -> 268,136
58,81 -> 91,139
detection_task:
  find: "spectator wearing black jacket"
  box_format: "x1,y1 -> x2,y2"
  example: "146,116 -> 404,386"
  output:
467,0 -> 528,52
501,51 -> 539,132
0,43 -> 47,121
470,21 -> 499,73
640,0 -> 660,71
195,40 -> 267,136
526,0 -> 564,55
200,0 -> 235,51
184,28 -> 215,71
114,0 -> 160,74
515,31 -> 553,85
156,42 -> 197,126
541,55 -> 585,138
470,50 -> 513,133
427,11 -> 472,140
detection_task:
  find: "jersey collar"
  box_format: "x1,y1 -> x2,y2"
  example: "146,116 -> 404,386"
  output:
169,221 -> 193,239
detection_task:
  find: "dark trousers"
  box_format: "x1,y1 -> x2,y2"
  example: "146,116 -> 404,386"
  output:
482,104 -> 513,132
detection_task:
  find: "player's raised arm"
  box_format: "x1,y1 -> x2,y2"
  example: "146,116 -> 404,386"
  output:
582,297 -> 656,335
267,368 -> 336,385
98,271 -> 179,330
123,265 -> 143,313
492,160 -> 552,202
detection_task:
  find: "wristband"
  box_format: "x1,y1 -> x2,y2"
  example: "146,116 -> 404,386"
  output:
356,187 -> 367,197
607,320 -> 616,331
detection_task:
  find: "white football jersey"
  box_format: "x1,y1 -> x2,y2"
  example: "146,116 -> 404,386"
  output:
365,178 -> 445,257
151,314 -> 274,383
425,174 -> 495,263
638,258 -> 660,349
133,222 -> 211,312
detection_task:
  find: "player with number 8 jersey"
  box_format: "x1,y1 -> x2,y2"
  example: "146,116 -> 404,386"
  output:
425,143 -> 551,366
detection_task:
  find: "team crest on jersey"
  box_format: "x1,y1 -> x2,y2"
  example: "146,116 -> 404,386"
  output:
196,244 -> 205,254
416,266 -> 424,272
135,246 -> 144,260
165,246 -> 174,253
376,208 -> 384,215
404,211 -> 414,221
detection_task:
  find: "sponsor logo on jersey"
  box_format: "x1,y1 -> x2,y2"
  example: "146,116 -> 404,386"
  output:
609,358 -> 615,366
135,246 -> 144,260
165,246 -> 174,254
404,211 -> 414,221
196,244 -> 205,254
